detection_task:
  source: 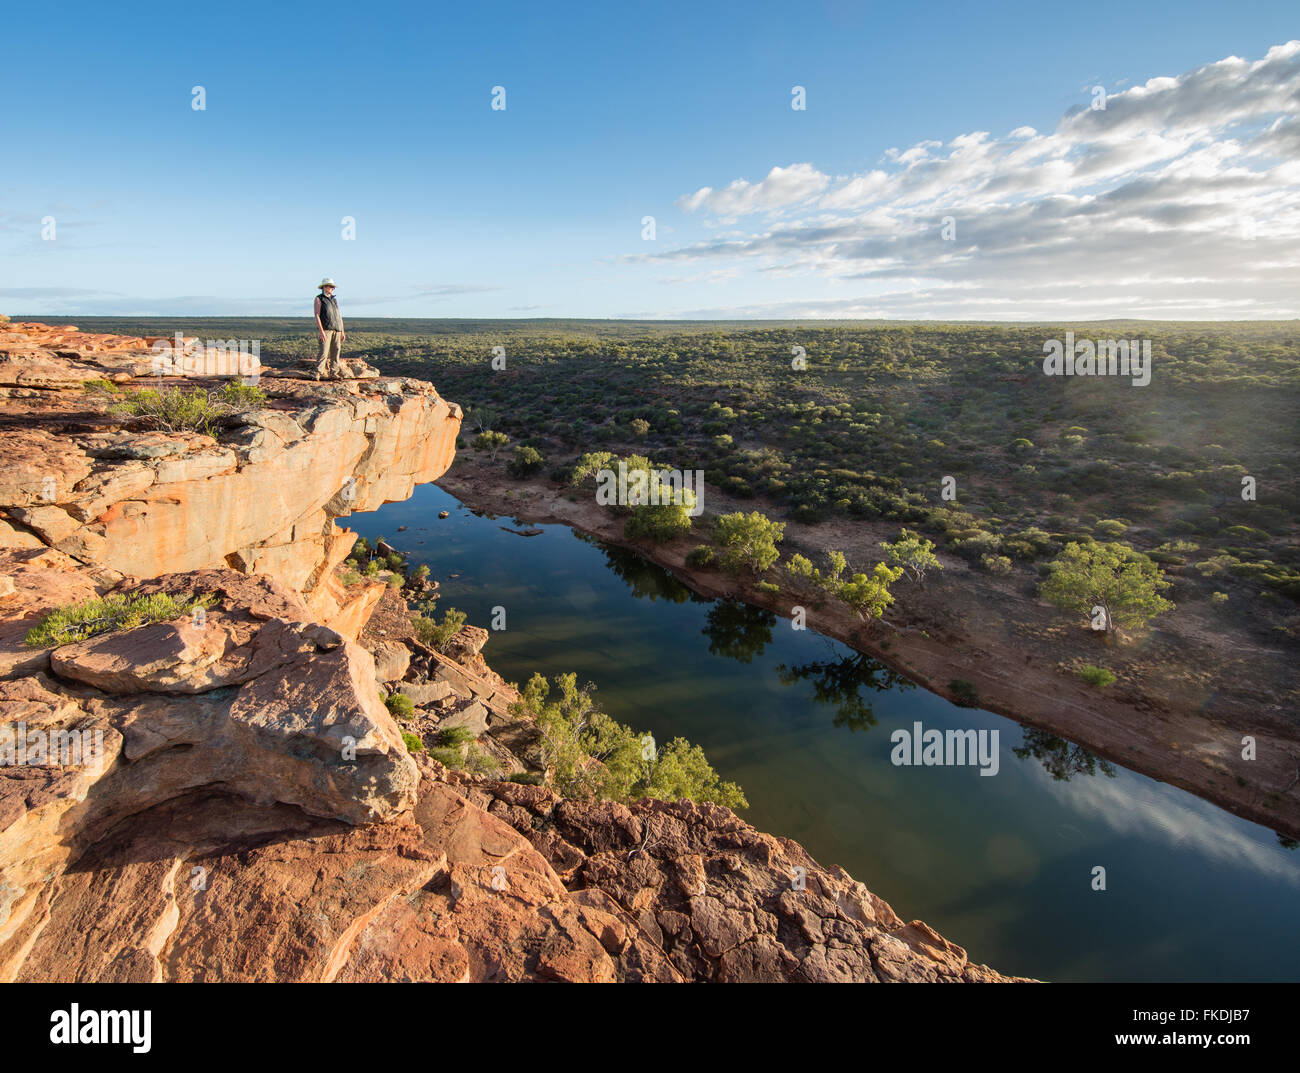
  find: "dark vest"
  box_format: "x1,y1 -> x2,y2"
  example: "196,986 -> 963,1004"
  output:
317,292 -> 342,331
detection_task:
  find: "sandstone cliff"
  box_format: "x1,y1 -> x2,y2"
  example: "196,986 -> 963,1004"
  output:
0,321 -> 1023,983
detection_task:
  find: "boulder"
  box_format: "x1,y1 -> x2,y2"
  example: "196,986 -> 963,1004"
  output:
370,640 -> 410,684
402,679 -> 452,706
440,700 -> 489,739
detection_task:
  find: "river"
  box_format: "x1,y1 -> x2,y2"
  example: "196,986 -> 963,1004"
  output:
349,483 -> 1300,982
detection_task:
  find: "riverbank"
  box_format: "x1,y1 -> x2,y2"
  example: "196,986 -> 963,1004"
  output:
438,452 -> 1300,843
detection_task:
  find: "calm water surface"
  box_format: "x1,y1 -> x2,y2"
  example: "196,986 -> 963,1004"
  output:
351,484 -> 1300,982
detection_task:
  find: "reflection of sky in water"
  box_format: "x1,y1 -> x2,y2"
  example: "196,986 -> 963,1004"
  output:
350,483 -> 1300,980
1030,761 -> 1300,887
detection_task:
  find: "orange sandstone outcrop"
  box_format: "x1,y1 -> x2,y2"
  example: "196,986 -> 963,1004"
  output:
0,321 -> 461,636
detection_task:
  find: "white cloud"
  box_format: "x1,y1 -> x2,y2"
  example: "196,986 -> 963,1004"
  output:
648,41 -> 1300,319
676,162 -> 830,218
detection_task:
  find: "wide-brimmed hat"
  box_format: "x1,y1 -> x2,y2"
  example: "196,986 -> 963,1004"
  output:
318,277 -> 337,289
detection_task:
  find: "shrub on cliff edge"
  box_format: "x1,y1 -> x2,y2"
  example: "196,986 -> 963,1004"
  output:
25,592 -> 216,648
114,382 -> 265,435
511,672 -> 747,810
412,607 -> 467,652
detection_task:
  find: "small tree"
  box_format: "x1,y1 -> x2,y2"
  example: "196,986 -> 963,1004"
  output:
836,563 -> 904,623
626,494 -> 694,543
513,673 -> 642,801
472,430 -> 509,461
622,464 -> 695,543
1040,541 -> 1173,641
511,673 -> 747,809
643,738 -> 748,810
786,553 -> 816,580
469,405 -> 499,434
715,511 -> 784,575
880,528 -> 943,585
570,451 -> 615,485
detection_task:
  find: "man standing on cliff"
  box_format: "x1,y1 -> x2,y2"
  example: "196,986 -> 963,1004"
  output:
313,278 -> 345,378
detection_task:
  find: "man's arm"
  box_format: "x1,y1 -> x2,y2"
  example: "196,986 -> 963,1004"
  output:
338,308 -> 344,341
314,296 -> 325,340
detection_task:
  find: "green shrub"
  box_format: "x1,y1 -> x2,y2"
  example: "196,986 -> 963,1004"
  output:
570,451 -> 615,485
1002,526 -> 1057,561
439,726 -> 476,747
25,591 -> 215,648
685,545 -> 715,568
511,672 -> 746,809
1210,591 -> 1229,604
507,444 -> 546,477
219,381 -> 267,410
715,511 -> 784,575
1079,665 -> 1116,688
881,529 -> 943,583
115,387 -> 226,435
412,608 -> 467,652
385,693 -> 415,720
1223,525 -> 1268,542
339,568 -> 362,586
786,552 -> 815,579
462,745 -> 500,775
401,731 -> 425,753
83,378 -> 118,395
625,498 -> 694,543
472,430 -> 509,458
953,531 -> 1001,561
981,554 -> 1013,576
756,580 -> 780,596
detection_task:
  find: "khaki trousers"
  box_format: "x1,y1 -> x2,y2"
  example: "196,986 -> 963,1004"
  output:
316,329 -> 345,378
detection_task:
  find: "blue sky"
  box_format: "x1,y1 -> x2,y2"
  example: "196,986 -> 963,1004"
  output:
2,1 -> 1297,319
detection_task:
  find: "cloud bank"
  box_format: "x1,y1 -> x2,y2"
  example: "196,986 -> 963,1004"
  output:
651,42 -> 1300,320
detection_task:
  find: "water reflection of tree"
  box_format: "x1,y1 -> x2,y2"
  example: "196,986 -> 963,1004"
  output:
702,600 -> 776,664
576,535 -> 702,604
776,651 -> 915,733
1013,729 -> 1117,781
